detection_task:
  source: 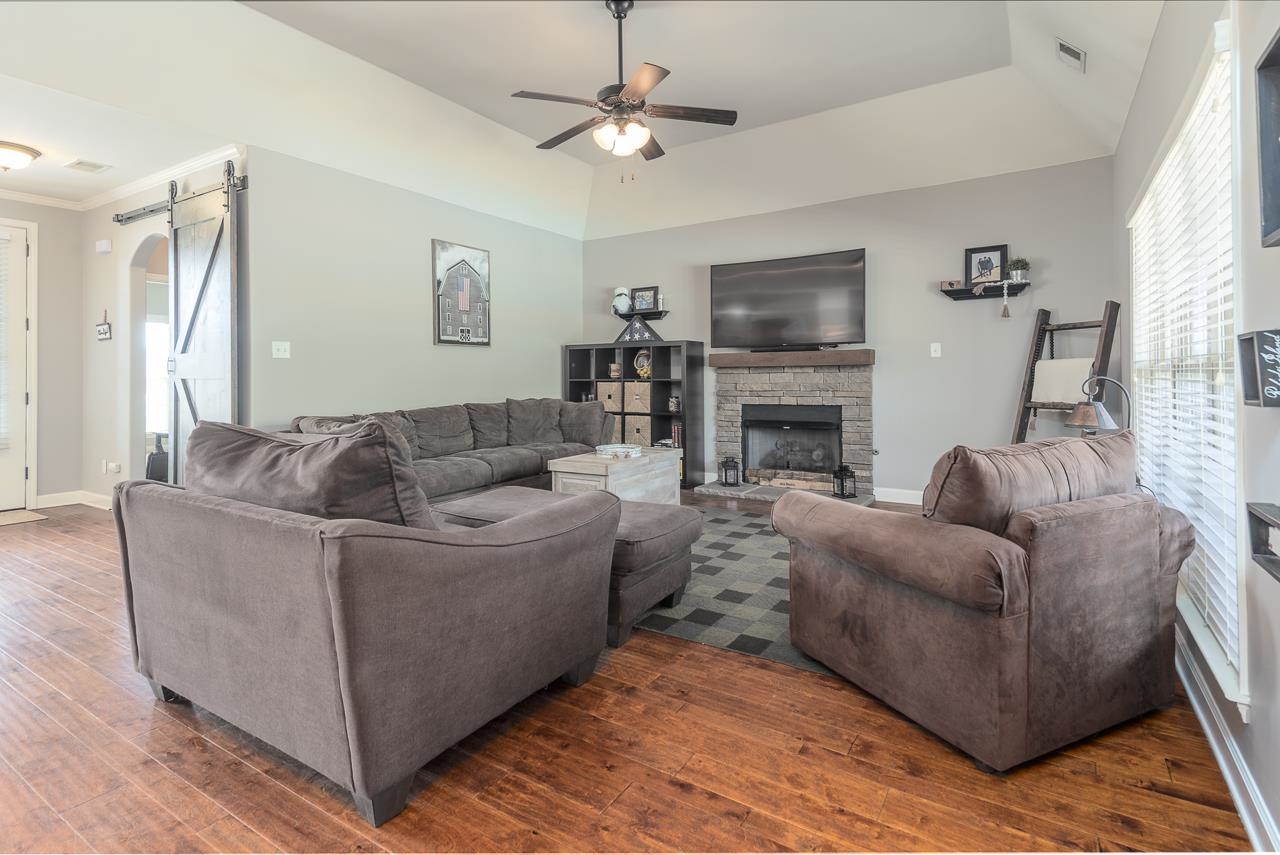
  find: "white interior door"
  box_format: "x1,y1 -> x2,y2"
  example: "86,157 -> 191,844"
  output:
0,227 -> 27,510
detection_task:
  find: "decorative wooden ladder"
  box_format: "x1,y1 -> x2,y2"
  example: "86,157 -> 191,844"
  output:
1012,300 -> 1121,443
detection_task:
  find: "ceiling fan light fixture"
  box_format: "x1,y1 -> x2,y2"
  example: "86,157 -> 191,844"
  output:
608,120 -> 649,157
0,141 -> 41,172
592,121 -> 620,151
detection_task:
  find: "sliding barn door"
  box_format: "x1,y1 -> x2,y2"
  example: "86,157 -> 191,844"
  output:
168,177 -> 238,484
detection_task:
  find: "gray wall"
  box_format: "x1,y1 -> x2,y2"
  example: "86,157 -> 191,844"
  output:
240,147 -> 585,428
0,198 -> 83,496
582,157 -> 1118,492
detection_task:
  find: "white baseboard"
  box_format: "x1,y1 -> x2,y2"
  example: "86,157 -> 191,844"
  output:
872,487 -> 924,506
35,491 -> 111,511
1176,627 -> 1280,851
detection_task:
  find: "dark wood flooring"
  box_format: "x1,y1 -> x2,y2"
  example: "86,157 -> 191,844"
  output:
0,504 -> 1249,852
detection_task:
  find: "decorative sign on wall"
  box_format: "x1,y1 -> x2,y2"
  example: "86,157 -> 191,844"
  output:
1239,329 -> 1280,406
432,240 -> 491,346
95,310 -> 112,341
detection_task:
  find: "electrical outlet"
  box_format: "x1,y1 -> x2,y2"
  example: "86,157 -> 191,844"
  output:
271,341 -> 291,359
930,342 -> 942,358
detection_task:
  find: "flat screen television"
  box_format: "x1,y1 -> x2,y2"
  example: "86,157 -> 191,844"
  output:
710,248 -> 866,350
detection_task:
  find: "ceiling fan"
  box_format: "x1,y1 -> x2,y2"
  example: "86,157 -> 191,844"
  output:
512,0 -> 738,161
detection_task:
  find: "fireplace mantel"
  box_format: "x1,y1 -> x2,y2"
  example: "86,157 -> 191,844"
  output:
707,348 -> 875,369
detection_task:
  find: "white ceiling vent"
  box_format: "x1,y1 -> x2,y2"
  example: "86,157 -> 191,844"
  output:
1056,39 -> 1087,74
63,158 -> 112,174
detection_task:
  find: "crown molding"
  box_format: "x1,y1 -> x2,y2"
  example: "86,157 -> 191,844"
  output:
0,187 -> 82,211
0,144 -> 243,214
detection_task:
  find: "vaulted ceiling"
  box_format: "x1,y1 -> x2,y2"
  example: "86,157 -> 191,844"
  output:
0,1 -> 1163,237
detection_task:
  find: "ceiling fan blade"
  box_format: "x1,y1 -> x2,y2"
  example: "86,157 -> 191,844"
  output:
536,115 -> 607,149
512,90 -> 600,108
644,104 -> 738,126
620,63 -> 670,103
639,135 -> 665,161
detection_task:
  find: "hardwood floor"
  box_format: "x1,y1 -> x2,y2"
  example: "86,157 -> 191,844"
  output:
0,504 -> 1249,853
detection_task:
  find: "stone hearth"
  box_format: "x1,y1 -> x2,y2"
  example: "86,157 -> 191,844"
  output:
705,353 -> 874,499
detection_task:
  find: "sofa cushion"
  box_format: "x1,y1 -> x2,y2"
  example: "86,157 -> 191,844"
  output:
520,441 -> 594,466
404,405 -> 474,459
452,447 -> 544,482
291,414 -> 360,434
465,402 -> 508,449
922,430 -> 1137,535
360,411 -> 420,458
411,456 -> 494,498
559,401 -> 608,447
185,420 -> 437,529
507,398 -> 563,444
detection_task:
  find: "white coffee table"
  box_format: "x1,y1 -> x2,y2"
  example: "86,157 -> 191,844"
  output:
548,448 -> 684,505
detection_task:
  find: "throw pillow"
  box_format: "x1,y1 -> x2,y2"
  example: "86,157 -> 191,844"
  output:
185,420 -> 437,530
922,430 -> 1137,535
292,415 -> 361,434
507,398 -> 563,444
559,400 -> 607,446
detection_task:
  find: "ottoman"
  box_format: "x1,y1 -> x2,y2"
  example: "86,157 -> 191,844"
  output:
435,486 -> 703,646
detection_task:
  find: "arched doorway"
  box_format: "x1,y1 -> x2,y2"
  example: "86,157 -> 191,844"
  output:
127,234 -> 168,481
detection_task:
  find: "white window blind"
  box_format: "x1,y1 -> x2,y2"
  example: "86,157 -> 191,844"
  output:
1130,51 -> 1238,668
0,234 -> 9,451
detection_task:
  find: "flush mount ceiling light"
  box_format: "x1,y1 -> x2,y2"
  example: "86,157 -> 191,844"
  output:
0,141 -> 41,172
512,0 -> 738,160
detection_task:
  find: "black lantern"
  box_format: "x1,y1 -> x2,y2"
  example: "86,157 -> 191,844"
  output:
832,464 -> 857,499
720,456 -> 741,488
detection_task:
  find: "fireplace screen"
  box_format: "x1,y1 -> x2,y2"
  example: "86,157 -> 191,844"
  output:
741,404 -> 841,481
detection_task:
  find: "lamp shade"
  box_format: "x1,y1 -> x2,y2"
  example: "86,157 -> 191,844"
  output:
1065,399 -> 1120,431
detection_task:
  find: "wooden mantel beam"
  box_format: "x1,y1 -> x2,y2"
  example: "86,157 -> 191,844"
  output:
707,349 -> 876,369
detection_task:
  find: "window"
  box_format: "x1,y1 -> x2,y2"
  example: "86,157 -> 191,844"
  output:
1130,51 -> 1239,671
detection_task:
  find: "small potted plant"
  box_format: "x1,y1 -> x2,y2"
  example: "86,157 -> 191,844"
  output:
1007,257 -> 1031,282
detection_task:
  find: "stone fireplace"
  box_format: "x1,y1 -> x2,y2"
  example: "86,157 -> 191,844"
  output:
705,350 -> 874,499
741,404 -> 842,489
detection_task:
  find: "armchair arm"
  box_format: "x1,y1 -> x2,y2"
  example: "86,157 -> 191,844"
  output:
315,491 -> 621,800
772,491 -> 1028,616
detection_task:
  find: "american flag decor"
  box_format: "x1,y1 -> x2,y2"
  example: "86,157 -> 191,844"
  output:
432,239 -> 490,346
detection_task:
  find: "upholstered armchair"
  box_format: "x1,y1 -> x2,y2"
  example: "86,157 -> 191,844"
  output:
773,431 -> 1196,772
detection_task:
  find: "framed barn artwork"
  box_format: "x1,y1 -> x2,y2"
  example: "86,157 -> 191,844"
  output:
433,239 -> 491,346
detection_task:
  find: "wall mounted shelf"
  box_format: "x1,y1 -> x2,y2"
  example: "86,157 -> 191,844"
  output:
612,307 -> 670,322
941,281 -> 1031,301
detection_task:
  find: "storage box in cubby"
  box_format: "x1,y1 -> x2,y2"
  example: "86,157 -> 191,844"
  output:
596,381 -> 623,413
624,416 -> 652,447
623,381 -> 651,413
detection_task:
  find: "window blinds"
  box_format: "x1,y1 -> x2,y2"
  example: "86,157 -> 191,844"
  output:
1130,52 -> 1238,667
0,233 -> 8,452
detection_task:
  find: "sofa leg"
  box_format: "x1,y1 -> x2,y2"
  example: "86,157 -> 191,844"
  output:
659,584 -> 686,608
972,759 -> 1005,776
352,775 -> 415,827
560,653 -> 600,687
607,622 -> 633,648
147,679 -> 184,703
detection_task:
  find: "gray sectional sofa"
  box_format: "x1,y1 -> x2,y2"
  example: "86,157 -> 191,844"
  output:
287,397 -> 615,501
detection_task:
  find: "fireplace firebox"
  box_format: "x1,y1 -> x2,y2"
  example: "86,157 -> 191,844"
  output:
741,404 -> 842,487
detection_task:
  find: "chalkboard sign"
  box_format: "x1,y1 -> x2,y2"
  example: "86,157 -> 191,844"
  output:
1240,329 -> 1280,406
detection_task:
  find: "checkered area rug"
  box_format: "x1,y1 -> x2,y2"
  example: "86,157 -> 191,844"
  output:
637,508 -> 833,675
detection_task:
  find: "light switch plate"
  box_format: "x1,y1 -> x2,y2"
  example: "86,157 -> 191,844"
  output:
930,342 -> 942,358
271,341 -> 291,359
